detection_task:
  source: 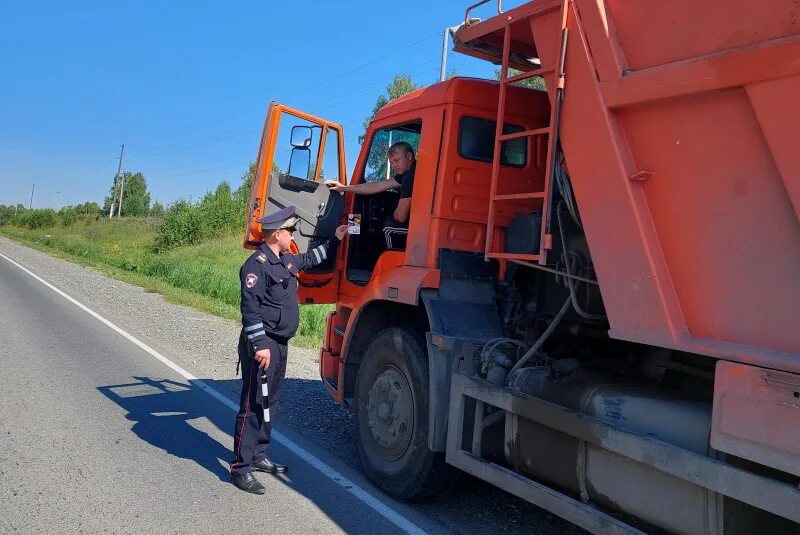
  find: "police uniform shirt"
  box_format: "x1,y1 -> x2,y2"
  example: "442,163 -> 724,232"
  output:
240,239 -> 337,350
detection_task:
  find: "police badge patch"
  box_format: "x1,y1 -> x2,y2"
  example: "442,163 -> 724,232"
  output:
245,273 -> 258,288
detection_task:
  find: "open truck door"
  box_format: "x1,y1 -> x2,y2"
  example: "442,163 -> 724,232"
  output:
244,102 -> 346,304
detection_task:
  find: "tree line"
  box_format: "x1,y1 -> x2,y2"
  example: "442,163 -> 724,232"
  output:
2,71 -> 426,242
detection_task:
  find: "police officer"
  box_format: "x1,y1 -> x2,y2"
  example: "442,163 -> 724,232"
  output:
231,205 -> 347,494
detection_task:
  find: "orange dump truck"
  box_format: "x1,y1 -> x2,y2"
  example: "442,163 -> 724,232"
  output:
244,1 -> 800,532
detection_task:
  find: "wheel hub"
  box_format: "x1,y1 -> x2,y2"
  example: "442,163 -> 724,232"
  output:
365,366 -> 413,461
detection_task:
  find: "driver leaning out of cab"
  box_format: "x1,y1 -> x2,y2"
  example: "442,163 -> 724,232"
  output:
324,141 -> 415,226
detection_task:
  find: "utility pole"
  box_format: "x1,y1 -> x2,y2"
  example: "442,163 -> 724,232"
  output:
55,190 -> 61,211
110,144 -> 125,218
29,184 -> 35,209
117,174 -> 126,217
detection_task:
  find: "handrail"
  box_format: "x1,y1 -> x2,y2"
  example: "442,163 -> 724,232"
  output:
464,0 -> 502,26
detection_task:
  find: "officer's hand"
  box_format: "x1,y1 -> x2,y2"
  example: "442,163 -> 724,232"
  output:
325,180 -> 346,193
334,224 -> 348,241
255,348 -> 271,369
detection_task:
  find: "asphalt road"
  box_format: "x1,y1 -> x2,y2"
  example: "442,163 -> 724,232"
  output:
0,251 -> 440,534
0,238 -> 583,535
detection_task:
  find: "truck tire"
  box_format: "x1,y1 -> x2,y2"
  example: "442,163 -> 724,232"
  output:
354,327 -> 452,501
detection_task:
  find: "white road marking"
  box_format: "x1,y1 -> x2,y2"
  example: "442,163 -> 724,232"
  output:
0,251 -> 428,535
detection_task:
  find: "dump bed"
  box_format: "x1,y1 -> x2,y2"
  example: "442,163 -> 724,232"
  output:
456,0 -> 800,372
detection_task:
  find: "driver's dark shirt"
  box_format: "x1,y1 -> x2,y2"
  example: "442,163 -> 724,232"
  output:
393,161 -> 416,199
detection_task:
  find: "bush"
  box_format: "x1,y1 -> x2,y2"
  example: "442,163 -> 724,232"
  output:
75,202 -> 101,216
152,200 -> 205,252
198,182 -> 243,232
0,205 -> 24,226
153,181 -> 248,252
15,209 -> 58,229
59,207 -> 78,226
150,201 -> 165,218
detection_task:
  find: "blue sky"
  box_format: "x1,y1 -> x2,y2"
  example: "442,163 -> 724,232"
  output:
0,1 -> 522,209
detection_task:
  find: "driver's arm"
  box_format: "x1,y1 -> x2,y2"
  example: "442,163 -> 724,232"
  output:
393,198 -> 411,223
325,178 -> 398,195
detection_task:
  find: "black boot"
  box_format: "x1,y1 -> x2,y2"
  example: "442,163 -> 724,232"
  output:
252,458 -> 288,474
231,472 -> 266,494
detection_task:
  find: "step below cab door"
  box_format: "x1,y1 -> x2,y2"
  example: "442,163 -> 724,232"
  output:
244,102 -> 346,304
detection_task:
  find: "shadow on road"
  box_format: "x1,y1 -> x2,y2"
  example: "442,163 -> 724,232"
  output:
96,375 -> 389,533
98,376 -> 234,482
96,375 -> 587,535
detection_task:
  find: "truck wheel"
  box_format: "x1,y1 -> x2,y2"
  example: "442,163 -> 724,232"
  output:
354,327 -> 451,501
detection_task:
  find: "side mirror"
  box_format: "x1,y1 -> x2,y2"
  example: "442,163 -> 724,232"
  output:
290,126 -> 313,148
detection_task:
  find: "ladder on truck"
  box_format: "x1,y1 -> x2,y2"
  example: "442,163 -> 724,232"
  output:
461,0 -> 568,266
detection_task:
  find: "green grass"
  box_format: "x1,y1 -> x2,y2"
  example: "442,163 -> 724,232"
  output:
0,218 -> 332,348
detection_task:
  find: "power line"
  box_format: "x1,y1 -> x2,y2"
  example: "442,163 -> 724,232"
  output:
126,109 -> 259,150
122,55 -> 442,179
52,30 -> 457,208
142,153 -> 245,174
126,128 -> 255,158
124,60 -> 441,180
280,32 -> 441,102
133,58 -> 441,167
301,58 -> 441,111
150,162 -> 246,179
125,31 -> 441,152
108,34 -> 449,186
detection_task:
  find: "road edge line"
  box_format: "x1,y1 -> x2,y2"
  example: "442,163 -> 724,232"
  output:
0,250 -> 428,535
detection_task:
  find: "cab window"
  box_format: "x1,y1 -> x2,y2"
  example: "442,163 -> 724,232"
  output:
458,116 -> 527,167
362,122 -> 422,183
272,113 -> 325,182
319,128 -> 341,182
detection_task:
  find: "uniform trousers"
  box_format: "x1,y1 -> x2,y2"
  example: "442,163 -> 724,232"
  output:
231,333 -> 288,475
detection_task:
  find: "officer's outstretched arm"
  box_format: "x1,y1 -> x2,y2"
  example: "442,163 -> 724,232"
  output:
240,262 -> 269,353
291,235 -> 343,272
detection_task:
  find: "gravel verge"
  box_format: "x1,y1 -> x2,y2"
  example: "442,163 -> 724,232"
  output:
0,236 -> 584,535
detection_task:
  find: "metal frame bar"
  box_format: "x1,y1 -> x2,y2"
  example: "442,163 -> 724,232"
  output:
448,371 -> 800,523
458,0 -> 561,42
446,373 -> 644,535
483,21 -> 512,261
538,4 -> 569,265
492,192 -> 545,200
504,66 -> 554,84
498,126 -> 550,141
464,0 -> 503,26
603,35 -> 800,109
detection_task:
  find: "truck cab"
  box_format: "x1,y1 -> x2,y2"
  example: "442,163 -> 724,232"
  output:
245,77 -> 552,401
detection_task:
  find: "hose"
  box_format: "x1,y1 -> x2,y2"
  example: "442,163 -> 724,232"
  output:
554,151 -> 581,229
479,337 -> 527,374
508,295 -> 572,376
556,201 -> 606,321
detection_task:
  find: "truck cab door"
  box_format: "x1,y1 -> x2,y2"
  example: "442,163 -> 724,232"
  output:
244,102 -> 346,304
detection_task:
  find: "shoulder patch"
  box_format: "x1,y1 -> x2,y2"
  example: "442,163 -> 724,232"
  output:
245,273 -> 259,289
256,253 -> 267,263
